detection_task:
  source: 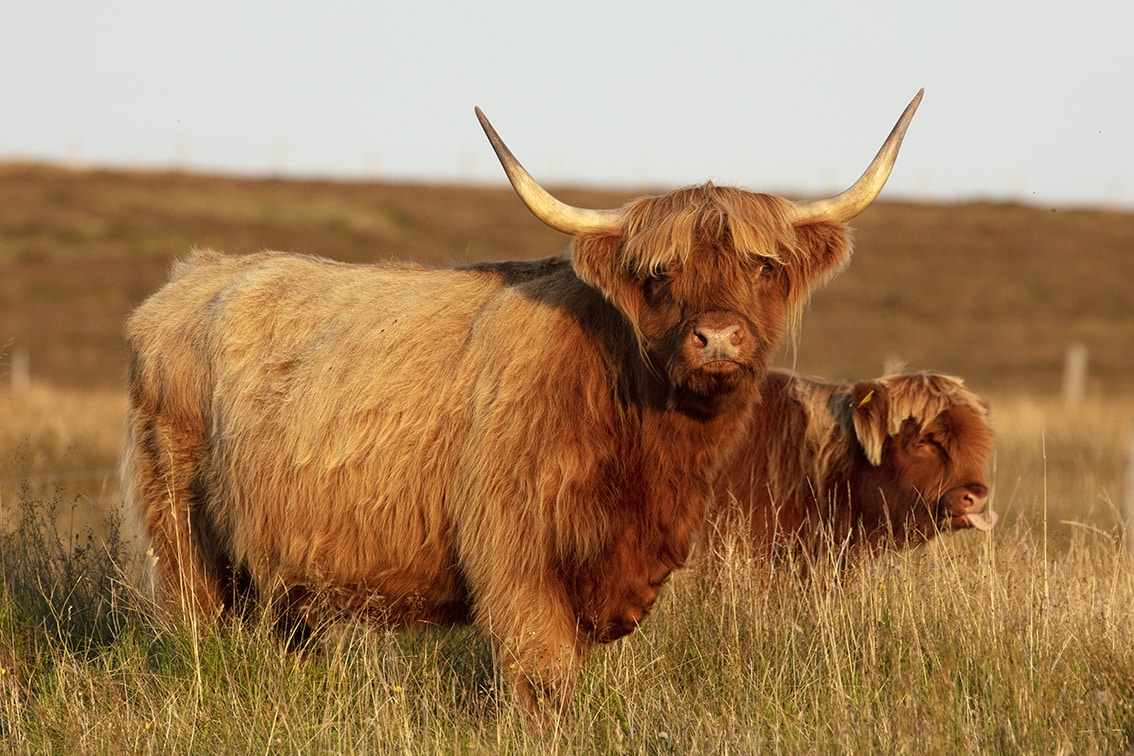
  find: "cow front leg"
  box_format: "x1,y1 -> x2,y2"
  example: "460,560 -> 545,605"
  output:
474,591 -> 589,729
502,628 -> 588,729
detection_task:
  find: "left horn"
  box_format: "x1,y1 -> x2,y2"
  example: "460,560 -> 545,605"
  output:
476,107 -> 624,235
786,89 -> 924,224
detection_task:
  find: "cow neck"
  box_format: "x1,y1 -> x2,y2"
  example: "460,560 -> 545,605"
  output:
637,376 -> 762,567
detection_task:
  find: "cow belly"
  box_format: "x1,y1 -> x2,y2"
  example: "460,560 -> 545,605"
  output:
258,543 -> 472,628
216,481 -> 470,628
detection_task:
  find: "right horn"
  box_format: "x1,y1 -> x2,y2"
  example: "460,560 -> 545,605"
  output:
787,89 -> 924,224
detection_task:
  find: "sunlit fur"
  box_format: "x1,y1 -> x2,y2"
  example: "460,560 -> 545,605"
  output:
121,183 -> 852,726
575,187 -> 850,352
712,370 -> 995,567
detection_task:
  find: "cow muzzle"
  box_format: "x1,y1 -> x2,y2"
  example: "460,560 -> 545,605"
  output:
685,312 -> 750,371
942,483 -> 997,532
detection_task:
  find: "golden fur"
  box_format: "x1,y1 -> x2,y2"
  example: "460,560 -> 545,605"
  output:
121,184 -> 852,724
713,370 -> 995,564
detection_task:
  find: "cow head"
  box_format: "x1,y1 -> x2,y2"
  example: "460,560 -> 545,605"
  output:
848,373 -> 997,545
475,92 -> 923,406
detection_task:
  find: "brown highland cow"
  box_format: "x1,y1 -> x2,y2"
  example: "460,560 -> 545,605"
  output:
120,92 -> 922,724
713,369 -> 996,568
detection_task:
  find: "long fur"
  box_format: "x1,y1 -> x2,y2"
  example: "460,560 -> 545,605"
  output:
713,370 -> 995,563
121,184 -> 852,723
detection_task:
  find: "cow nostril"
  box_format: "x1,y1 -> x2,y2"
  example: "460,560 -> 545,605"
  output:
961,484 -> 989,511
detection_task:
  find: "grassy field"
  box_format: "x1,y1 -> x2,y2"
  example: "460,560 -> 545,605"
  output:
2,163 -> 1133,750
1,390 -> 1132,751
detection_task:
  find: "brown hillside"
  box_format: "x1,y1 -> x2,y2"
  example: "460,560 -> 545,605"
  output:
1,163 -> 1131,396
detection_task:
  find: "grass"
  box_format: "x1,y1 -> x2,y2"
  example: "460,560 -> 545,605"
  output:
2,387 -> 1133,751
0,386 -> 124,540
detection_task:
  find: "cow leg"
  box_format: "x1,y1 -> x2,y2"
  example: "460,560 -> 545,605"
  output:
506,633 -> 587,729
123,405 -> 225,622
474,588 -> 588,728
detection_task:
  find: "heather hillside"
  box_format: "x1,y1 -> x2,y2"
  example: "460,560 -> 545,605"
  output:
2,163 -> 1131,396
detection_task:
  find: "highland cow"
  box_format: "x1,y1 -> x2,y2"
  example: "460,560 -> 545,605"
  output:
713,370 -> 996,567
121,91 -> 922,723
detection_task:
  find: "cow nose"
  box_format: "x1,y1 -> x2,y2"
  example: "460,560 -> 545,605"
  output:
693,323 -> 742,360
958,484 -> 988,512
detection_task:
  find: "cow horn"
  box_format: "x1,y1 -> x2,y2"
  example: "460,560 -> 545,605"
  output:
787,89 -> 924,224
476,107 -> 624,235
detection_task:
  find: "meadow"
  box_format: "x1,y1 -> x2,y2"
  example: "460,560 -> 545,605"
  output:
1,164 -> 1133,750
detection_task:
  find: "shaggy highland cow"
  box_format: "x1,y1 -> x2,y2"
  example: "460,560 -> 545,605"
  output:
121,92 -> 922,723
713,370 -> 996,567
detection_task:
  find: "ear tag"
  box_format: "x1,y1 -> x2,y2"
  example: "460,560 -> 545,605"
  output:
855,389 -> 875,409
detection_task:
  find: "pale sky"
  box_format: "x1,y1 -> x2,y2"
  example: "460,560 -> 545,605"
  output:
3,0 -> 1131,208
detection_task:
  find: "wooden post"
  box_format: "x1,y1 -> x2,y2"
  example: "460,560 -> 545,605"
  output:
1062,342 -> 1087,406
9,346 -> 30,391
1126,423 -> 1134,557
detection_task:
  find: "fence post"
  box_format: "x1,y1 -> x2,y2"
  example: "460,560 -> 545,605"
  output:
1126,423 -> 1134,558
1062,342 -> 1087,407
10,347 -> 30,392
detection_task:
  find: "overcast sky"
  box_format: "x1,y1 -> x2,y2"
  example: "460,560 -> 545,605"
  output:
3,1 -> 1131,208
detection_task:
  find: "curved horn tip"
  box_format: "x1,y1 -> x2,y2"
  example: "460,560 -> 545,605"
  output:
474,106 -> 503,145
887,88 -> 925,143
786,88 -> 926,224
902,88 -> 925,122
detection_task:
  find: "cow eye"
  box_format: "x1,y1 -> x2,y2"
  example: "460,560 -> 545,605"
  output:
743,258 -> 777,284
916,434 -> 944,454
642,269 -> 672,301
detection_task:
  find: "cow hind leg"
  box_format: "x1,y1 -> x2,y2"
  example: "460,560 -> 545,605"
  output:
122,409 -> 227,623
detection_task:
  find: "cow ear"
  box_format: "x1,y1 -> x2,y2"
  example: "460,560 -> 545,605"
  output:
787,221 -> 853,307
850,381 -> 887,466
571,232 -> 642,325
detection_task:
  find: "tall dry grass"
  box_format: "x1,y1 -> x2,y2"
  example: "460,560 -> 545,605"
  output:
2,386 -> 1133,751
988,393 -> 1133,541
0,386 -> 125,538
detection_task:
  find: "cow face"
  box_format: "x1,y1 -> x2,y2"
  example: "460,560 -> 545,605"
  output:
849,376 -> 997,545
571,188 -> 852,402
